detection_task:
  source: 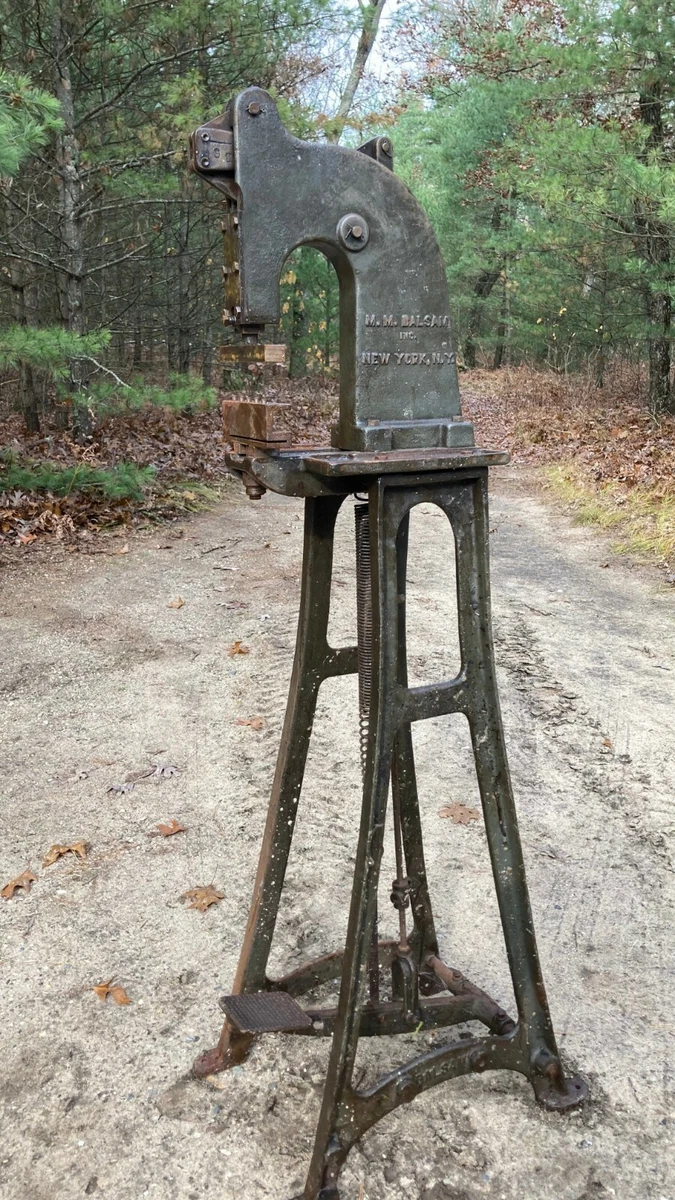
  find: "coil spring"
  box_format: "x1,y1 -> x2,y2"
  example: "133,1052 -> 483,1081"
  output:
354,503 -> 373,778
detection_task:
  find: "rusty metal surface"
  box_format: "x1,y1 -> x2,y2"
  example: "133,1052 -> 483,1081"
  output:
190,88 -> 473,451
189,81 -> 586,1200
219,343 -> 285,365
192,475 -> 588,1199
224,446 -> 511,502
219,991 -> 312,1034
221,397 -> 290,444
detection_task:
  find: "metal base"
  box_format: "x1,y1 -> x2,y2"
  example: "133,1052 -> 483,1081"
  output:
195,463 -> 588,1196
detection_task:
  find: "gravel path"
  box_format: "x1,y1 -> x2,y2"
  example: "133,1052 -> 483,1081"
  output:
1,468 -> 673,1200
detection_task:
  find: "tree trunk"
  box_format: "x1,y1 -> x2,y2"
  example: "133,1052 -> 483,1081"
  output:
491,277 -> 508,370
326,0 -> 388,144
53,3 -> 88,435
645,289 -> 671,413
464,268 -> 501,368
289,280 -> 307,377
5,188 -> 40,432
202,324 -> 213,385
637,86 -> 672,415
177,196 -> 192,374
464,202 -> 505,369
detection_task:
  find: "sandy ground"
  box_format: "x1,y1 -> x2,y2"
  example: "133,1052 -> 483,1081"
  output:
1,467 -> 674,1200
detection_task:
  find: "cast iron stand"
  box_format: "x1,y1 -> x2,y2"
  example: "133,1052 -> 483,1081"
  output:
194,453 -> 588,1200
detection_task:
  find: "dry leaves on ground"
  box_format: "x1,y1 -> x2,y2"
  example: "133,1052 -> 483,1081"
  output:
236,716 -> 265,730
92,979 -> 132,1005
168,596 -> 185,609
228,640 -> 249,656
153,819 -> 187,838
1,869 -> 37,899
152,762 -> 180,778
43,841 -> 87,867
107,780 -> 136,795
439,803 -> 481,825
182,884 -> 224,912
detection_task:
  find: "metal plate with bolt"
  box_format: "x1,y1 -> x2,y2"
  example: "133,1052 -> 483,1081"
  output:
189,86 -> 588,1200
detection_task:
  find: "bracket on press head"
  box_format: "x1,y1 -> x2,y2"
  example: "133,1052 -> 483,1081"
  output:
189,87 -> 474,453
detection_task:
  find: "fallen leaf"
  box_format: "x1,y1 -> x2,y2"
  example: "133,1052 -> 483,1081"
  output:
156,819 -> 186,837
602,737 -> 613,748
92,757 -> 115,767
43,841 -> 87,867
168,596 -> 185,609
228,641 -> 250,656
17,532 -> 37,545
439,803 -> 481,825
146,747 -> 168,755
112,544 -> 129,556
107,781 -> 135,795
236,716 -> 265,730
152,762 -> 180,778
182,884 -> 224,912
92,978 -> 132,1005
1,869 -> 37,899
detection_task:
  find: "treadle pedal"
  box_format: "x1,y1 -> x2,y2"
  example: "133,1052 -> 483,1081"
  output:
219,991 -> 312,1033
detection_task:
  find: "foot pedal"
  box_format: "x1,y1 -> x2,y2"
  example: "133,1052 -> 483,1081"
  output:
219,991 -> 312,1034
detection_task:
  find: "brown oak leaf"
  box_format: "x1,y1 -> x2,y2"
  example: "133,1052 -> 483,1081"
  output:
92,978 -> 131,1005
156,819 -> 187,838
236,716 -> 265,730
182,884 -> 224,912
43,841 -> 87,867
168,596 -> 185,609
1,869 -> 37,899
439,803 -> 481,825
228,640 -> 249,656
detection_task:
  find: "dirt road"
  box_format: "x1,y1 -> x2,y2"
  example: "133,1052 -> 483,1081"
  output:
1,468 -> 673,1200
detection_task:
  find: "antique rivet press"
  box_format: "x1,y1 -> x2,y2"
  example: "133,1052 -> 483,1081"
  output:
189,87 -> 588,1200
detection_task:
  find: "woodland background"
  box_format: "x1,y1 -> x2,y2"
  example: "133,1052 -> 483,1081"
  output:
0,0 -> 673,563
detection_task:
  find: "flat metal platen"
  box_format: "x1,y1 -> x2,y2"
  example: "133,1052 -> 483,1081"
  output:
220,991 -> 313,1034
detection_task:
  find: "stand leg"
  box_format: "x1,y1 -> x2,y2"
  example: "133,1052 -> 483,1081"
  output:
194,494 -> 354,1078
448,473 -> 586,1107
303,484 -> 400,1199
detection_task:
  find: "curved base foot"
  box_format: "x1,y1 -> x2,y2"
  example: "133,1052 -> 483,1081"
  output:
192,1029 -> 254,1079
532,1071 -> 589,1112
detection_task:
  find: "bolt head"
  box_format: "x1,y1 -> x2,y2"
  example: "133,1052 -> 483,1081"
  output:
247,101 -> 262,116
201,131 -> 210,141
336,212 -> 370,252
200,155 -> 210,168
381,139 -> 391,153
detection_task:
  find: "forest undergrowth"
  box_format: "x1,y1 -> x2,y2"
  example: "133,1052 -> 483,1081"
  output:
464,366 -> 675,571
1,368 -> 673,572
